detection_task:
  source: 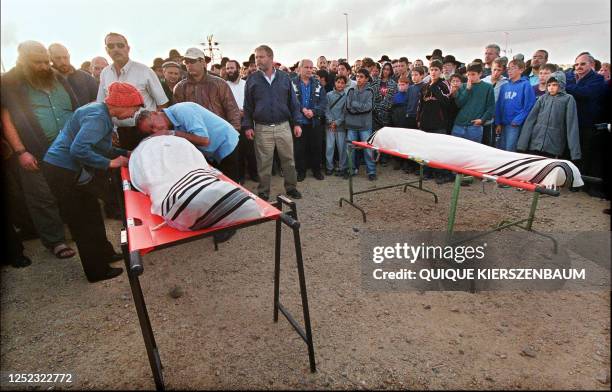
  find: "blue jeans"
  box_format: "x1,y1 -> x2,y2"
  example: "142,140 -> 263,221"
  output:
451,124 -> 483,143
347,129 -> 376,175
325,128 -> 347,171
497,125 -> 521,152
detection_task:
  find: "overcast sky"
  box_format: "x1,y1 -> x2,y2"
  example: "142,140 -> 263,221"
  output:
1,0 -> 610,71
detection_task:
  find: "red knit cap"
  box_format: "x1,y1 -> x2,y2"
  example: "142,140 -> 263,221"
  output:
104,82 -> 144,107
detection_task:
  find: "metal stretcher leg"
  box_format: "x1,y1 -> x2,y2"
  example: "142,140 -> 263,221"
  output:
273,196 -> 317,373
339,143 -> 367,222
121,235 -> 164,391
340,143 -> 438,222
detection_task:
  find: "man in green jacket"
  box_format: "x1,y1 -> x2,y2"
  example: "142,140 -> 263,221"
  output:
451,62 -> 495,143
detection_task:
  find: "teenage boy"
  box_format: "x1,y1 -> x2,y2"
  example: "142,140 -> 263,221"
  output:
533,63 -> 558,98
417,60 -> 453,183
325,75 -> 348,177
451,63 -> 495,143
518,72 -> 581,160
494,59 -> 536,152
344,68 -> 376,181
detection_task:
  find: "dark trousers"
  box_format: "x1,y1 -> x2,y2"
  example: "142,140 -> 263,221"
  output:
294,123 -> 324,175
237,133 -> 258,181
482,124 -> 496,147
42,163 -> 116,280
217,147 -> 240,183
580,126 -> 606,197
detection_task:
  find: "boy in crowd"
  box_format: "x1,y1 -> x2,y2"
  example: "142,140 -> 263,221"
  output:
494,59 -> 536,152
533,63 -> 558,98
451,63 -> 495,143
390,75 -> 410,171
344,68 -> 376,181
325,75 -> 349,178
518,72 -> 581,160
417,60 -> 453,183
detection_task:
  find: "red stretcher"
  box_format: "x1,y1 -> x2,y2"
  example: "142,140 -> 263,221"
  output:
117,167 -> 316,390
341,141 -> 561,262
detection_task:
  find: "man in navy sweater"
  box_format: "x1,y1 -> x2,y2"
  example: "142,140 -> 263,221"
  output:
242,45 -> 303,201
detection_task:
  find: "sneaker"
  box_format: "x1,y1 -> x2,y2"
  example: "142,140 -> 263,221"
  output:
286,189 -> 302,199
297,172 -> 306,182
257,192 -> 269,201
313,172 -> 325,180
325,169 -> 334,176
368,174 -> 377,181
342,170 -> 350,180
335,170 -> 344,177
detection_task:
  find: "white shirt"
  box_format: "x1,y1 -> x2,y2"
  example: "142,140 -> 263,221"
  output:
97,59 -> 169,126
226,78 -> 246,110
262,68 -> 276,85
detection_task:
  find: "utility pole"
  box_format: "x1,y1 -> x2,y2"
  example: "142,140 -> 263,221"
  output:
344,13 -> 349,63
200,34 -> 221,65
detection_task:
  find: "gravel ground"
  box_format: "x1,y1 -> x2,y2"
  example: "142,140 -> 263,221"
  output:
1,165 -> 610,390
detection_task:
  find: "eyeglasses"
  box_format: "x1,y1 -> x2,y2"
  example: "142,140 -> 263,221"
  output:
574,62 -> 588,67
183,58 -> 199,64
106,43 -> 126,50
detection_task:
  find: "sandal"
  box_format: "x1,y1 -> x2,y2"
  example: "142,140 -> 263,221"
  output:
51,243 -> 76,259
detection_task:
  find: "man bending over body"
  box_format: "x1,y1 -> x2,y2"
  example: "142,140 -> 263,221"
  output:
135,102 -> 239,181
135,102 -> 241,242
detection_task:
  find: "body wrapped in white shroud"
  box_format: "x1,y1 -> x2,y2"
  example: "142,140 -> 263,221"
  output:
368,127 -> 583,188
129,136 -> 264,231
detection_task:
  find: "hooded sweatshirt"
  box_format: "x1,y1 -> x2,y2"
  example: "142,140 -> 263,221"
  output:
494,76 -> 536,126
517,72 -> 581,160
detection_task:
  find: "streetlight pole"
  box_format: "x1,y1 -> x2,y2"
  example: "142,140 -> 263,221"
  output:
343,13 -> 349,63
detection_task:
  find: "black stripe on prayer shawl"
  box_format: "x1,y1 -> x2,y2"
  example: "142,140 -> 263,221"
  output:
493,157 -> 550,177
190,194 -> 252,230
164,176 -> 217,216
486,157 -> 547,175
529,162 -> 574,187
161,169 -> 208,214
194,189 -> 250,228
503,165 -> 531,179
168,172 -> 213,213
189,187 -> 241,229
169,179 -> 220,221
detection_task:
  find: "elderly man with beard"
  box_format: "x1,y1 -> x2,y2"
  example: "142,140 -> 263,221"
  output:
1,40 -> 78,260
49,43 -> 98,106
173,47 -> 241,134
226,59 -> 258,184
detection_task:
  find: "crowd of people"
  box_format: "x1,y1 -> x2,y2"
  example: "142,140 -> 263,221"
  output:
1,33 -> 610,280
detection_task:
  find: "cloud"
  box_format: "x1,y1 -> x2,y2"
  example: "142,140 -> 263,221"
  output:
0,0 -> 609,70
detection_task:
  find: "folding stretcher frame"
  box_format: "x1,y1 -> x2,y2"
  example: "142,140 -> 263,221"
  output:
116,167 -> 316,390
341,141 -> 561,249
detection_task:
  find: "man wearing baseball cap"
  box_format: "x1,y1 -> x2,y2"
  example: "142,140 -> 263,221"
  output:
42,82 -> 144,283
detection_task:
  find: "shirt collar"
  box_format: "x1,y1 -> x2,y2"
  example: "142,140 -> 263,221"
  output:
112,59 -> 133,76
162,107 -> 179,128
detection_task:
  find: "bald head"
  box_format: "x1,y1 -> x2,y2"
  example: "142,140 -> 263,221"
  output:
17,41 -> 54,90
48,43 -> 72,75
17,40 -> 48,65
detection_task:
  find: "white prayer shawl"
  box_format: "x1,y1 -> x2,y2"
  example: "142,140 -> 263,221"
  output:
129,136 -> 264,231
368,127 -> 583,188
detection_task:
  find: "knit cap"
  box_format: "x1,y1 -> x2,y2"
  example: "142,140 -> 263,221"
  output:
104,82 -> 144,107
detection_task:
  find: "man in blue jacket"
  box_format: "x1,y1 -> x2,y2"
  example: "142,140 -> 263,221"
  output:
242,45 -> 302,201
494,59 -> 536,151
292,59 -> 328,181
565,52 -> 607,197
